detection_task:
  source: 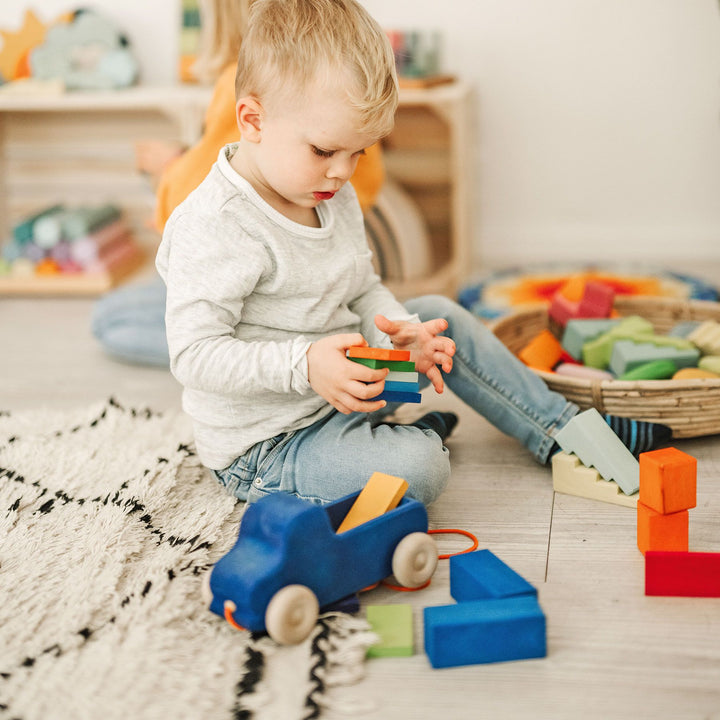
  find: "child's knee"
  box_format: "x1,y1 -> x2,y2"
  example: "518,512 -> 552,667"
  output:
402,441 -> 451,506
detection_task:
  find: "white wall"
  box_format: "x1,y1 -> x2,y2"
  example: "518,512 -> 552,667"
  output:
3,1 -> 720,266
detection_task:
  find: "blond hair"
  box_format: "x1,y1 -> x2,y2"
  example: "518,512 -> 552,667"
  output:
193,0 -> 253,83
235,0 -> 398,138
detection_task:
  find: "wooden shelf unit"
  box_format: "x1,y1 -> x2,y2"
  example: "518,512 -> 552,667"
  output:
0,81 -> 473,297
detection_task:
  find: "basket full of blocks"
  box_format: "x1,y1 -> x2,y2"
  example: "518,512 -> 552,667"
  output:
491,295 -> 720,439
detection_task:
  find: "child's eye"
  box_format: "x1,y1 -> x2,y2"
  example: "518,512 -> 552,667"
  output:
311,146 -> 334,158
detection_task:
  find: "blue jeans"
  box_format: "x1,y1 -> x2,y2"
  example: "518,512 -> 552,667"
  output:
93,282 -> 578,505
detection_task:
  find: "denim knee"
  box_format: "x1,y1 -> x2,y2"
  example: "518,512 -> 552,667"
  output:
400,433 -> 451,507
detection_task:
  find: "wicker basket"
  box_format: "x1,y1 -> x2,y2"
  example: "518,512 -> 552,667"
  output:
491,296 -> 720,438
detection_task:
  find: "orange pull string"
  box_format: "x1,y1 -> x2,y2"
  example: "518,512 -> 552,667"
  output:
381,577 -> 432,592
428,528 -> 478,560
223,600 -> 246,631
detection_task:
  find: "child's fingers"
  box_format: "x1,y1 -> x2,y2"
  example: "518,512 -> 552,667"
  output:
336,333 -> 368,350
426,366 -> 445,394
349,378 -> 386,400
342,392 -> 387,414
432,352 -> 453,373
348,363 -> 388,384
421,317 -> 449,336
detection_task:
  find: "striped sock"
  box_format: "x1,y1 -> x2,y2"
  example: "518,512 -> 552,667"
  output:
549,414 -> 672,462
603,414 -> 672,457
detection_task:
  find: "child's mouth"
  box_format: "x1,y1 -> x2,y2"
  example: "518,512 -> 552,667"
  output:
313,191 -> 335,200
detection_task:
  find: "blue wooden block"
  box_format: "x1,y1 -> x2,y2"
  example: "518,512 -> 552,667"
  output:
561,318 -> 619,360
608,340 -> 700,377
423,596 -> 546,668
371,390 -> 421,403
384,380 -> 421,393
450,549 -> 537,602
554,408 -> 639,495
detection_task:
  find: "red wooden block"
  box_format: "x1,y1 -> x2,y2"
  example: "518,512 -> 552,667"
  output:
347,346 -> 411,362
645,551 -> 720,597
636,502 -> 688,556
578,281 -> 615,318
548,294 -> 579,326
639,447 -> 697,514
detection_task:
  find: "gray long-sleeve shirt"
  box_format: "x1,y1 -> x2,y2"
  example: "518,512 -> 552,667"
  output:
156,145 -> 417,469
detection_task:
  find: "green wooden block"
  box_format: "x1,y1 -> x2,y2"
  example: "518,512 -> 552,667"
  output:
618,359 -> 678,380
581,316 -> 655,368
699,356 -> 720,374
561,318 -> 619,360
366,604 -> 414,657
350,357 -> 415,372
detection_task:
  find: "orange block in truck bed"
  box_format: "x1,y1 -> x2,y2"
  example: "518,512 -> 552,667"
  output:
337,472 -> 409,534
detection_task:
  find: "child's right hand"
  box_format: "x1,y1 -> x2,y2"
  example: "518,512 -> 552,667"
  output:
306,334 -> 388,414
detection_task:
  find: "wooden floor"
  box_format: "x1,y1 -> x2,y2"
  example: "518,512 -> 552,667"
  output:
3,263 -> 720,719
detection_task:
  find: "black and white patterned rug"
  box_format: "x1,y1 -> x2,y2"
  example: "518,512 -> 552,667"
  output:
0,398 -> 376,720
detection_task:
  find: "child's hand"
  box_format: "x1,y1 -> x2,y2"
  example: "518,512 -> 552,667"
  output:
306,334 -> 389,414
374,314 -> 455,394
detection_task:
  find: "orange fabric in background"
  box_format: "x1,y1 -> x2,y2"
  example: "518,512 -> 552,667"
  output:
154,64 -> 385,231
508,272 -> 663,307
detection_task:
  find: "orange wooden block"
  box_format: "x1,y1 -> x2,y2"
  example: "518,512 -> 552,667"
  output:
518,330 -> 563,371
35,258 -> 61,275
639,447 -> 697,515
337,471 -> 408,533
637,502 -> 688,556
557,275 -> 587,302
347,346 -> 410,362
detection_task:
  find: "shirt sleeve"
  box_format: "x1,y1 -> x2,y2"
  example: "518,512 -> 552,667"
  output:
157,211 -> 313,398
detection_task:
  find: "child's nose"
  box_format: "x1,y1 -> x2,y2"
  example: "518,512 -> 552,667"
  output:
326,155 -> 355,181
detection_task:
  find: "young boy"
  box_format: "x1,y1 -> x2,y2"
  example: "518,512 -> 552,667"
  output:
157,0 -> 669,506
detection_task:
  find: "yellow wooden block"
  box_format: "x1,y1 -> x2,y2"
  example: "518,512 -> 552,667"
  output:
551,451 -> 638,508
337,472 -> 408,533
672,367 -> 720,380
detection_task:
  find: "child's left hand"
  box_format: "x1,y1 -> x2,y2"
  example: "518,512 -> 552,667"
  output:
374,314 -> 455,393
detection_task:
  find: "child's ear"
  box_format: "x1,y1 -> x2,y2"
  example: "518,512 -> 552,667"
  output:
236,96 -> 263,141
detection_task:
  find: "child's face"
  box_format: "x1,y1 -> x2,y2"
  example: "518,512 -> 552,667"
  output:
236,79 -> 379,221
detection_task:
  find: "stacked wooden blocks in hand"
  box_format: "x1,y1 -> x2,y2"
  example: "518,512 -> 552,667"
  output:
347,346 -> 421,403
517,278 -> 720,381
0,203 -> 144,294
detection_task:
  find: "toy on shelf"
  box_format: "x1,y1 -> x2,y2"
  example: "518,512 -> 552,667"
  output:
0,203 -> 144,296
348,346 -> 421,403
205,484 -> 438,644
